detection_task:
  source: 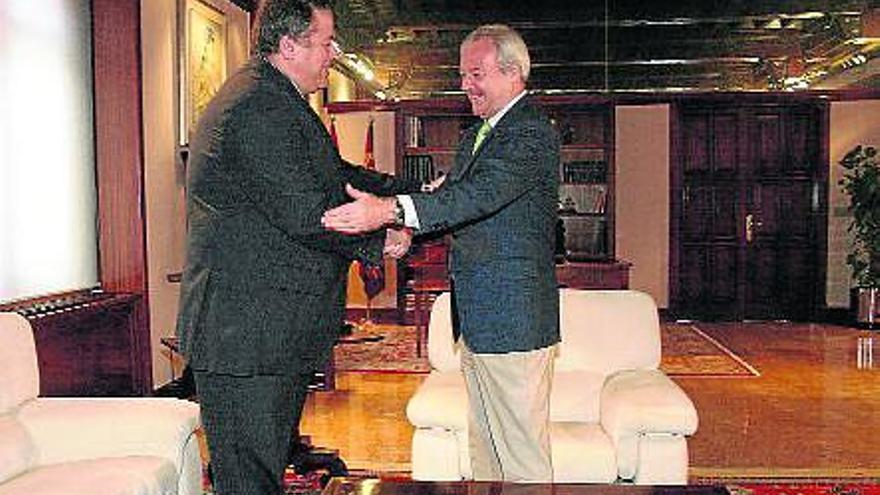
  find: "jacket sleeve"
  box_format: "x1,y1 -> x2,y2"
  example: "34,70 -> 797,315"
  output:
222,95 -> 386,265
340,160 -> 423,196
411,120 -> 559,235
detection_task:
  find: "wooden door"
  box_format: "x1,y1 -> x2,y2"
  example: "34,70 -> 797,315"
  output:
672,102 -> 827,321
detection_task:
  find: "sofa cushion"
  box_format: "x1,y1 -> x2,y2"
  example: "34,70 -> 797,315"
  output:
550,370 -> 603,423
447,422 -> 618,483
0,456 -> 178,495
550,422 -> 617,483
0,416 -> 34,485
17,398 -> 200,468
406,370 -> 605,429
0,314 -> 40,414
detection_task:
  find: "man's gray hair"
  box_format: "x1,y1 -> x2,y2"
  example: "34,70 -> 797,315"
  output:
463,24 -> 531,82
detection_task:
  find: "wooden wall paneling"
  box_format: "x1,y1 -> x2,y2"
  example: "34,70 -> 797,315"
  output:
93,0 -> 147,295
92,0 -> 151,392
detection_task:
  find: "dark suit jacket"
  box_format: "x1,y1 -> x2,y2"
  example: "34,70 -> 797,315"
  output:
411,97 -> 561,354
176,57 -> 418,376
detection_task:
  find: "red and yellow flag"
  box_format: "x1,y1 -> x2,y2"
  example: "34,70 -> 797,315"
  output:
364,119 -> 375,170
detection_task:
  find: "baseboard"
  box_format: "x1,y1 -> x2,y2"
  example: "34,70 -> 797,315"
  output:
820,306 -> 854,326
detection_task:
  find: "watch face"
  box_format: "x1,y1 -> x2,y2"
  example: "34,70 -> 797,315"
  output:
395,199 -> 406,226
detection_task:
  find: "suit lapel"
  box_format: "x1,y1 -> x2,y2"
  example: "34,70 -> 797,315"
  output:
448,125 -> 479,182
448,98 -> 529,183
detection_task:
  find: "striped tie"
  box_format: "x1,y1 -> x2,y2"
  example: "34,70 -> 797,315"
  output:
472,120 -> 491,154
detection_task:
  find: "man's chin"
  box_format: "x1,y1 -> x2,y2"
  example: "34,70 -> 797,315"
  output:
469,101 -> 487,117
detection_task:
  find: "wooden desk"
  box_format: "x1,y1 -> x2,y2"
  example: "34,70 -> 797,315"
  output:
555,259 -> 632,289
408,276 -> 450,358
324,478 -> 728,495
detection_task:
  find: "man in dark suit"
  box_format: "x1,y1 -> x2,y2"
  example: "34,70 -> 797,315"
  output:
175,1 -> 417,493
322,25 -> 561,481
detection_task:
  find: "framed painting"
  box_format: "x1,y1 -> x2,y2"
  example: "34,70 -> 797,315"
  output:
179,0 -> 227,145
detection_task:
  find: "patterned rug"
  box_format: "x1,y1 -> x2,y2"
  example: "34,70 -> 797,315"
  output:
333,322 -> 759,377
334,323 -> 430,373
727,483 -> 880,495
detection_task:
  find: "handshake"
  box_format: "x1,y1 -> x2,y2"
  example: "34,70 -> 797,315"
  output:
322,175 -> 445,259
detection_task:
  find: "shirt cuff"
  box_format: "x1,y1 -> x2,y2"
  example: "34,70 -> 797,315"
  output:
396,194 -> 420,229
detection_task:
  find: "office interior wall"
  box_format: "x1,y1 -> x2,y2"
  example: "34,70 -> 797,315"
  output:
615,105 -> 671,308
141,0 -> 249,387
827,99 -> 880,308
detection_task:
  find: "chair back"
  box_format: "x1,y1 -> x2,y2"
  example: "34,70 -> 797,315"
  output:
426,289 -> 661,375
556,289 -> 661,375
0,313 -> 40,413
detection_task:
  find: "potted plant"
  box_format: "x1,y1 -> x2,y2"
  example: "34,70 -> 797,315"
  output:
839,144 -> 880,328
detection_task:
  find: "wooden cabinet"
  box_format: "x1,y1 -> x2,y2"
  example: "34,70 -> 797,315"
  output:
3,293 -> 150,396
549,107 -> 614,261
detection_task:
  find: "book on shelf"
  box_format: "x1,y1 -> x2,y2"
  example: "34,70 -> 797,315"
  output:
559,184 -> 606,214
560,215 -> 606,256
405,116 -> 424,148
403,154 -> 435,183
562,160 -> 606,184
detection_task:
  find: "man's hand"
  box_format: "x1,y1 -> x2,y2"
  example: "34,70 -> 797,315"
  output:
384,228 -> 412,259
322,184 -> 396,234
421,174 -> 446,193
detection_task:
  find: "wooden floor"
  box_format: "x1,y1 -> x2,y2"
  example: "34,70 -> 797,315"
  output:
299,321 -> 880,481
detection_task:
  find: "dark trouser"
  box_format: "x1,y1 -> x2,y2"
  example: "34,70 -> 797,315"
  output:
194,370 -> 313,495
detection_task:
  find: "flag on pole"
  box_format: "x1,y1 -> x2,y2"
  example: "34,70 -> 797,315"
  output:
363,118 -> 376,170
358,118 -> 385,299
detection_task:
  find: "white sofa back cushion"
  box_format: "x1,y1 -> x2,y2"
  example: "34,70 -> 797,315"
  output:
0,313 -> 40,413
556,290 -> 661,374
426,289 -> 661,376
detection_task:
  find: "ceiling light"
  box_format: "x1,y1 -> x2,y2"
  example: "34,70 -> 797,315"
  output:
763,18 -> 783,29
782,12 -> 825,21
847,37 -> 880,45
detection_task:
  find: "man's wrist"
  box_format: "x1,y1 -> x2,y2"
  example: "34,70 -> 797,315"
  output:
388,197 -> 405,227
394,197 -> 406,226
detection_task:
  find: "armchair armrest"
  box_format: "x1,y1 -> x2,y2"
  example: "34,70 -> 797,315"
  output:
18,398 -> 200,469
599,369 -> 698,479
406,372 -> 468,430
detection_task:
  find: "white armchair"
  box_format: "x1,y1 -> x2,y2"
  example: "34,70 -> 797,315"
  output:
0,312 -> 202,495
405,289 -> 698,485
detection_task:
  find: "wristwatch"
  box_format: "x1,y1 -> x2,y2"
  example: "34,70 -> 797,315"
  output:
393,197 -> 406,227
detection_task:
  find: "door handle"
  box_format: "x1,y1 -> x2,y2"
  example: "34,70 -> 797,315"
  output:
745,213 -> 763,243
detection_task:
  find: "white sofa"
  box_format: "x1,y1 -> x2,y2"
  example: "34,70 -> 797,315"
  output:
0,312 -> 202,495
406,289 -> 699,485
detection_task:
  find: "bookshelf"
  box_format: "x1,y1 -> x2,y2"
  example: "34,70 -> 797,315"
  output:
395,98 -> 615,261
549,106 -> 614,261
326,96 -> 627,297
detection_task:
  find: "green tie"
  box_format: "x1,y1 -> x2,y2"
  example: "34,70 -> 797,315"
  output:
472,120 -> 491,154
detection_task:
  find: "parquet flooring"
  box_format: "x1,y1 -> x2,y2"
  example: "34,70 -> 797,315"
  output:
298,322 -> 880,480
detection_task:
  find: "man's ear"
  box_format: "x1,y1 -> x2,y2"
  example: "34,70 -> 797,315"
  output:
278,34 -> 297,59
